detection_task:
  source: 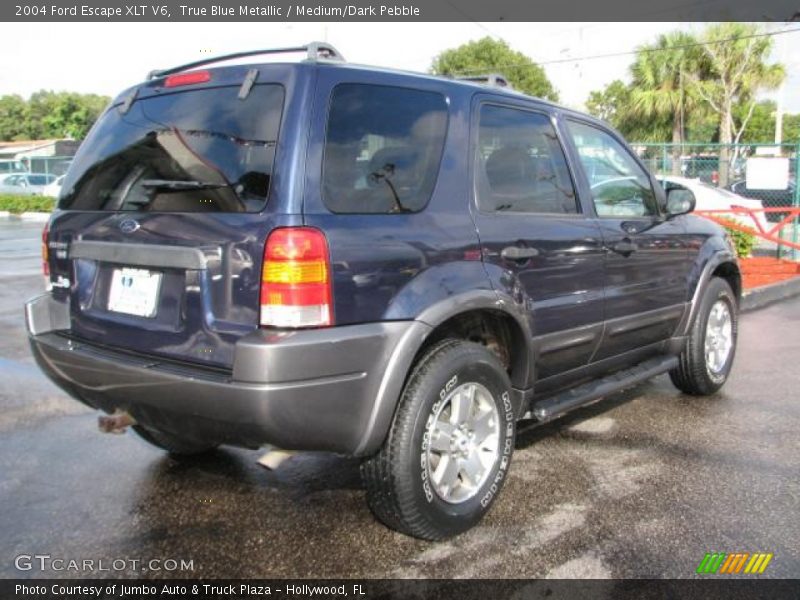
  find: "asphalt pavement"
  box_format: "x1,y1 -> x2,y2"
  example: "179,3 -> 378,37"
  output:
1,219 -> 798,579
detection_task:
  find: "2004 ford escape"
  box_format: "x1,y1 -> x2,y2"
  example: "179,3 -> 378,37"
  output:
26,43 -> 740,540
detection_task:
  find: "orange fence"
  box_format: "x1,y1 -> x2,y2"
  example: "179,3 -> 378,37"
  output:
694,207 -> 800,252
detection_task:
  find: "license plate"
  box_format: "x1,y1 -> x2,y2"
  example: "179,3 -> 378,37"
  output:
108,267 -> 162,318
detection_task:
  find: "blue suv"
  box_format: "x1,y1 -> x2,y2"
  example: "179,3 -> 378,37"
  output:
25,43 -> 740,540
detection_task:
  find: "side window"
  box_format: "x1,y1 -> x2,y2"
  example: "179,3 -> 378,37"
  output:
322,84 -> 448,214
567,120 -> 657,218
476,105 -> 578,214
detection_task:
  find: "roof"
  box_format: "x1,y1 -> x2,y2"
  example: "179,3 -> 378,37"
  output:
136,43 -> 565,112
317,60 -> 562,107
144,42 -> 544,102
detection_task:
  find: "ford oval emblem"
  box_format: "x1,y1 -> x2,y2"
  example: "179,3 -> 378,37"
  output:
119,219 -> 140,234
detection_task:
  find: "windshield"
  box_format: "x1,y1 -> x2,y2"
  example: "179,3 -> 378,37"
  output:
59,84 -> 284,212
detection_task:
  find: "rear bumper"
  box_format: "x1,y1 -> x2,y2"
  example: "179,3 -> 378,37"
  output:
26,294 -> 430,455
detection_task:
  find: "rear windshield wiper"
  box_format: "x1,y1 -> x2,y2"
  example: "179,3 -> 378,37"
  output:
140,179 -> 226,191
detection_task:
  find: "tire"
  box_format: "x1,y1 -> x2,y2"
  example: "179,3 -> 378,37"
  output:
670,277 -> 738,395
361,339 -> 516,540
131,424 -> 218,457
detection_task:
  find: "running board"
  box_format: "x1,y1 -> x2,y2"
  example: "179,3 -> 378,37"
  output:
527,355 -> 679,422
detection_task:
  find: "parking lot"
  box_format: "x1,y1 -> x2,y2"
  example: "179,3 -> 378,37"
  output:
1,220 -> 798,579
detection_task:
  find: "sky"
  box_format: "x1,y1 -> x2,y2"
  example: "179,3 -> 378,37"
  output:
0,21 -> 798,113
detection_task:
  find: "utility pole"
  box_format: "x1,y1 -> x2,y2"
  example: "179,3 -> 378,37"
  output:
774,85 -> 784,145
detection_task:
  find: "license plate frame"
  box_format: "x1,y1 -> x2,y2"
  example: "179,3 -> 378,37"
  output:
107,267 -> 163,318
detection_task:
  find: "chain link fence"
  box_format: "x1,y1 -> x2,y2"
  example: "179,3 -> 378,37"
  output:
632,142 -> 800,259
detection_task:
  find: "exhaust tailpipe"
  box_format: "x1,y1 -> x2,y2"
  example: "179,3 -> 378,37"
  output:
98,410 -> 136,434
257,448 -> 295,470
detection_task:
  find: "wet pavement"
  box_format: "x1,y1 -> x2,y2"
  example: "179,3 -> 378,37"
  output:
1,220 -> 799,579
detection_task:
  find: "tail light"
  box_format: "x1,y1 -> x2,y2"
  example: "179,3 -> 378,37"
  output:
259,228 -> 332,328
41,222 -> 51,289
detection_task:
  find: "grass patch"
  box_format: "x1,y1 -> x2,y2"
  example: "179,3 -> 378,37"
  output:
0,194 -> 56,214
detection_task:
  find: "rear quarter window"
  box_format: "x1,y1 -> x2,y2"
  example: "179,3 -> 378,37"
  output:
322,83 -> 448,214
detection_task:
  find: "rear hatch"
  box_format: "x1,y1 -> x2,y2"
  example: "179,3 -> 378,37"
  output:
47,70 -> 291,370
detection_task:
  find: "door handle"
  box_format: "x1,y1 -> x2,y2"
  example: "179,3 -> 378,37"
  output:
609,239 -> 638,256
501,246 -> 539,262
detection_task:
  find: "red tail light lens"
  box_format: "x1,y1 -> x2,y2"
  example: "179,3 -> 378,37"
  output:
260,228 -> 332,328
164,70 -> 211,88
42,222 -> 51,290
41,222 -> 49,277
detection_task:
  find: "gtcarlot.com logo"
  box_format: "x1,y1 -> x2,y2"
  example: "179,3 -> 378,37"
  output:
14,554 -> 194,573
696,552 -> 773,575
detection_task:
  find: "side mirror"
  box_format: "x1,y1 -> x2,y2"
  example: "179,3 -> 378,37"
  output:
666,188 -> 695,217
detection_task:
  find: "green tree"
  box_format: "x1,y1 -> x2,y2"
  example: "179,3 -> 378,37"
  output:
23,91 -> 58,139
735,103 -> 800,146
585,79 -> 670,142
585,80 -> 630,124
0,91 -> 109,141
783,113 -> 800,144
0,95 -> 28,141
27,91 -> 109,140
691,23 -> 785,185
430,37 -> 558,101
735,100 -> 776,144
684,105 -> 719,143
629,31 -> 701,174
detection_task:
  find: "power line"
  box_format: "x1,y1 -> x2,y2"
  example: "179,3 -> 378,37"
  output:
443,0 -> 505,41
452,26 -> 800,75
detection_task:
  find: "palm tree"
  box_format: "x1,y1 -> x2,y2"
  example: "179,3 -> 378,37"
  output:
630,31 -> 701,175
690,23 -> 785,187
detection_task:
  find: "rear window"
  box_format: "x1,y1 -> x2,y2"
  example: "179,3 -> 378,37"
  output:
59,84 -> 284,212
322,83 -> 448,214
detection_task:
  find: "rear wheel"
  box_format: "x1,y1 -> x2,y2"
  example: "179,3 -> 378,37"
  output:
670,277 -> 738,395
361,340 -> 516,540
132,425 -> 218,457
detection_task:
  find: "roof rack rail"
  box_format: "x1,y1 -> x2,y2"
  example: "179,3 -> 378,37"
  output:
455,74 -> 512,89
146,41 -> 345,80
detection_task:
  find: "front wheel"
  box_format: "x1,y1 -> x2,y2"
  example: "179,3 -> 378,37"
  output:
361,340 -> 516,540
670,277 -> 738,395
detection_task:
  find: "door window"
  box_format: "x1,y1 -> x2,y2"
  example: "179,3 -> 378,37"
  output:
476,105 -> 578,214
567,121 -> 657,218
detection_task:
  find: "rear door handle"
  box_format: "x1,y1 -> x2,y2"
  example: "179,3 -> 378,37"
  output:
501,246 -> 539,262
609,239 -> 638,255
